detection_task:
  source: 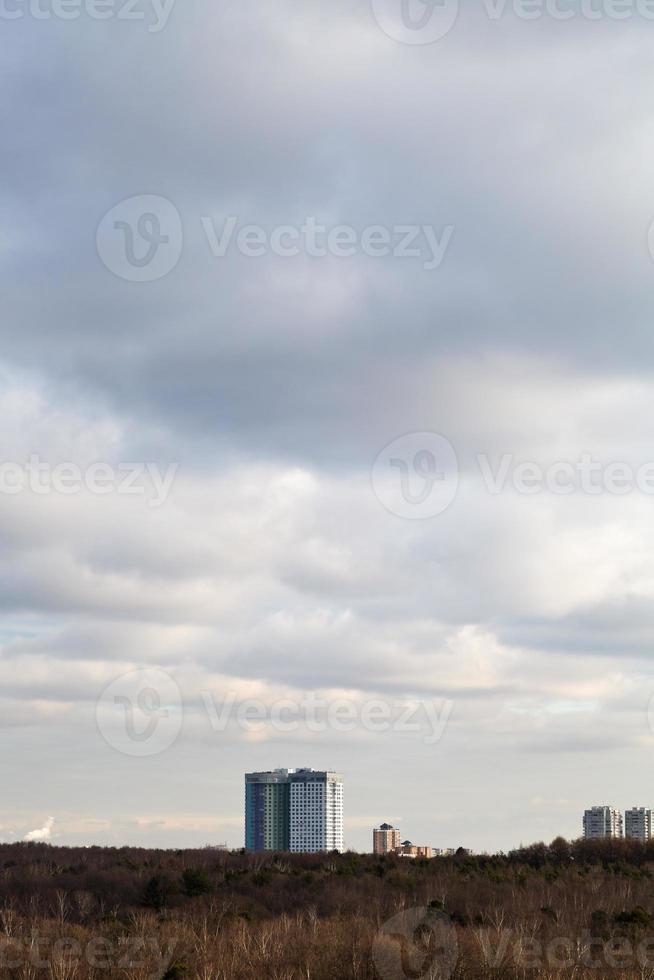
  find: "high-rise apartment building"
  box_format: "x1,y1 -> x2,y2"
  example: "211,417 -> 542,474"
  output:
289,769 -> 344,853
245,769 -> 343,853
245,769 -> 291,851
625,807 -> 653,842
373,823 -> 401,855
583,806 -> 623,839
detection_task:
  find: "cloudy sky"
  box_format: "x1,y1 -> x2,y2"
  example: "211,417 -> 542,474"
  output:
3,0 -> 654,853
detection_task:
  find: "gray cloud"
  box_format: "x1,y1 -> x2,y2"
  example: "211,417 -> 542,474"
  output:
2,0 -> 654,853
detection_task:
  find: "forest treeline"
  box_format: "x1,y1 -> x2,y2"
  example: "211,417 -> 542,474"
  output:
0,838 -> 653,977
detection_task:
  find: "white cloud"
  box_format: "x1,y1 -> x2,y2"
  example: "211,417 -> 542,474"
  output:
4,3 -> 654,853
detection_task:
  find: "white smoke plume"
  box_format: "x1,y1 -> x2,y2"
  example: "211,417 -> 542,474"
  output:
23,817 -> 54,843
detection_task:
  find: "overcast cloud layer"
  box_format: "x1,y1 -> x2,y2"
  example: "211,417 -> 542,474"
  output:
2,0 -> 654,852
